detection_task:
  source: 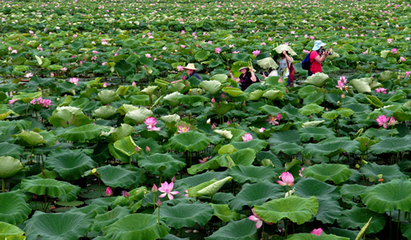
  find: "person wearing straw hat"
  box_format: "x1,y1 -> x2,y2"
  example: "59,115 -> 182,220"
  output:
229,65 -> 258,91
171,63 -> 203,84
309,40 -> 329,76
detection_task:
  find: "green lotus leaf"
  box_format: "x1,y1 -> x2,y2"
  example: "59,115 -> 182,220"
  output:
0,142 -> 24,158
355,137 -> 378,153
16,130 -> 46,146
25,211 -> 93,240
322,108 -> 354,120
68,204 -> 108,219
210,203 -> 242,222
104,214 -> 170,240
230,139 -> 268,152
228,181 -> 284,211
272,142 -> 303,155
338,206 -> 386,234
303,138 -> 360,158
340,184 -> 368,199
350,79 -> 371,93
0,191 -> 31,225
108,124 -> 134,142
204,218 -> 257,240
254,196 -> 319,224
92,206 -> 130,232
262,89 -> 284,100
366,95 -> 384,108
379,71 -> 397,81
176,171 -> 229,188
268,130 -> 301,144
45,149 -> 97,181
195,50 -> 211,61
361,178 -> 411,213
113,136 -> 139,157
167,82 -> 186,94
298,85 -> 317,99
124,108 -> 153,124
316,199 -> 342,224
229,165 -> 276,183
0,221 -> 25,238
210,74 -> 228,82
305,73 -> 330,87
304,92 -> 325,105
188,176 -> 232,198
49,106 -> 93,127
163,92 -> 182,107
12,92 -> 42,103
117,104 -> 139,115
359,162 -> 405,183
160,114 -> 180,123
294,177 -> 340,200
0,156 -> 23,179
302,120 -> 325,128
302,163 -> 352,184
115,60 -> 137,76
174,95 -> 209,105
97,165 -> 139,188
21,178 -> 75,198
257,57 -> 279,69
58,185 -> 81,202
222,87 -> 244,97
211,102 -> 234,116
199,80 -> 222,95
369,136 -> 411,154
95,90 -> 120,105
93,105 -> 118,119
139,153 -> 185,177
265,76 -> 287,87
401,223 -> 411,240
168,131 -> 211,152
55,201 -> 84,207
218,148 -> 256,168
298,103 -> 324,116
155,201 -> 213,228
128,95 -> 151,106
298,127 -> 335,142
247,90 -> 264,101
287,233 -> 349,240
60,124 -> 102,142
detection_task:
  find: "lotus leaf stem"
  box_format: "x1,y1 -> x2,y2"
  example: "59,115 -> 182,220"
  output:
397,210 -> 401,240
1,179 -> 5,193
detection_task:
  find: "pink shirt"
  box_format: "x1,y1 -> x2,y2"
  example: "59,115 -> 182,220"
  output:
310,51 -> 322,74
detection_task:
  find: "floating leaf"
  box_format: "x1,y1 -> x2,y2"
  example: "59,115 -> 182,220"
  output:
205,218 -> 257,240
168,131 -> 211,152
338,206 -> 385,234
302,163 -> 352,184
0,191 -> 31,225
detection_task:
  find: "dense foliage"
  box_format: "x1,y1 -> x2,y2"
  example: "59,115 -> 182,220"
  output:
1,0 -> 411,239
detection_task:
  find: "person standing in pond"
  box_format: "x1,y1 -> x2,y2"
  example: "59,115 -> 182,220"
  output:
309,40 -> 329,76
230,66 -> 258,91
171,63 -> 202,84
278,50 -> 293,86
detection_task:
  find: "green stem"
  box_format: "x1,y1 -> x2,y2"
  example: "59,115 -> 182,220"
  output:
43,195 -> 48,212
98,177 -> 102,197
129,156 -> 132,170
157,205 -> 161,223
284,219 -> 288,238
2,179 -> 5,193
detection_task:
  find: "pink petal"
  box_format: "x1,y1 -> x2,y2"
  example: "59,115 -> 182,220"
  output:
256,220 -> 263,229
168,193 -> 174,200
248,215 -> 259,222
277,180 -> 286,186
158,193 -> 166,198
170,191 -> 179,195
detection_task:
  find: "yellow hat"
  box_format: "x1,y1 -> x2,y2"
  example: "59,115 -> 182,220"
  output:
183,63 -> 198,71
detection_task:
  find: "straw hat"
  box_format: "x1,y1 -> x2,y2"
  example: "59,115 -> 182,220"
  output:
183,63 -> 198,71
238,66 -> 249,72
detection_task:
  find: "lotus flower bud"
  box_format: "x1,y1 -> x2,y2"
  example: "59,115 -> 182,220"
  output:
146,146 -> 151,152
157,199 -> 162,207
105,187 -> 113,196
123,191 -> 130,198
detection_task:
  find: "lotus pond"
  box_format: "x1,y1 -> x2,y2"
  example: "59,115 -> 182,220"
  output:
1,0 -> 411,239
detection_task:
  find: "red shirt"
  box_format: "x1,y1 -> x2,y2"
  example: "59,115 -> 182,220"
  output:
310,51 -> 322,74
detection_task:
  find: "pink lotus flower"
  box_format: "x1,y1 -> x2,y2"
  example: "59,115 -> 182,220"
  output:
177,66 -> 184,71
69,77 -> 79,85
42,99 -> 52,108
145,53 -> 151,58
103,82 -> 107,88
391,48 -> 398,54
136,146 -> 140,152
242,133 -> 253,142
215,47 -> 222,54
248,208 -> 272,229
278,78 -> 283,83
199,156 -> 211,164
375,87 -> 387,94
299,167 -> 305,178
11,49 -> 17,54
181,45 -> 186,48
211,97 -> 215,103
259,128 -> 265,133
406,37 -> 410,41
336,80 -> 346,91
407,71 -> 411,77
105,187 -> 113,196
277,172 -> 294,186
387,38 -> 393,44
177,124 -> 190,134
376,115 -> 389,129
158,181 -> 179,200
25,73 -> 33,78
144,117 -> 158,126
50,72 -> 54,77
252,50 -> 261,56
211,123 -> 216,129
152,184 -> 158,193
311,228 -> 323,236
8,99 -> 17,104
388,117 -> 396,126
146,146 -> 151,152
132,81 -> 136,87
61,67 -> 67,71
400,57 -> 406,62
267,113 -> 282,125
123,191 -> 130,198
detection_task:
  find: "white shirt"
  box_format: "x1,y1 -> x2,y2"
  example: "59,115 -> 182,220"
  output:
279,57 -> 293,77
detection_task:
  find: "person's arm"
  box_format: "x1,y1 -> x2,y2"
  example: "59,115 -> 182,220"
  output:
249,67 -> 257,82
314,50 -> 328,63
230,70 -> 240,82
283,50 -> 293,63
